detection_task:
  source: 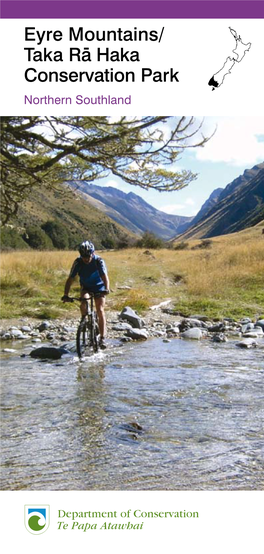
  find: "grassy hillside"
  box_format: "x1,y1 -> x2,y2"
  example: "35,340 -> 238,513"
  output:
1,221 -> 264,320
2,183 -> 136,250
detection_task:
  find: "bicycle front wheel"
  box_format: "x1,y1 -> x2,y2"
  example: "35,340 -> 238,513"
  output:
90,313 -> 99,353
76,319 -> 88,359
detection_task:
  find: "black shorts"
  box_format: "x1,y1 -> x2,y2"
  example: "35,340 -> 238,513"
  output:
81,287 -> 107,298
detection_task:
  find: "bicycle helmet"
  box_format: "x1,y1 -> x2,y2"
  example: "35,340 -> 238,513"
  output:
79,240 -> 95,257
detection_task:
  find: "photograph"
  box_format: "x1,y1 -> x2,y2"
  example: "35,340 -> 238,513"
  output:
1,115 -> 264,492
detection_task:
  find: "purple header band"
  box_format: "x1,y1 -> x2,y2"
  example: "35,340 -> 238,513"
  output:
1,1 -> 264,18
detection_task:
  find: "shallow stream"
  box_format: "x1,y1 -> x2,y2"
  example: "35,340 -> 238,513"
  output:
1,338 -> 264,490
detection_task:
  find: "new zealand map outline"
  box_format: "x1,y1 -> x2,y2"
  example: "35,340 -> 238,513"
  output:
208,28 -> 252,91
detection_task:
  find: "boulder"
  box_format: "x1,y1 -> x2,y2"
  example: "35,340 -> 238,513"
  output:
181,327 -> 203,340
241,323 -> 255,333
236,338 -> 257,349
243,332 -> 262,339
10,329 -> 24,338
256,319 -> 264,331
240,318 -> 252,325
112,322 -> 133,331
30,347 -> 69,359
119,306 -> 143,328
38,321 -> 51,332
126,328 -> 148,340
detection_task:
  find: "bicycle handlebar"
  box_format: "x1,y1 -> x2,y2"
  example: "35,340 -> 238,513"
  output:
61,291 -> 109,302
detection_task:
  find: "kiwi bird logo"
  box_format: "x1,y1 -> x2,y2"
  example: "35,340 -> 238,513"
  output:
24,506 -> 50,534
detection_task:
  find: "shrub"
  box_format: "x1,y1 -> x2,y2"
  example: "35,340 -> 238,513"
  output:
23,225 -> 54,250
117,237 -> 136,249
0,227 -> 29,251
192,239 -> 213,250
41,220 -> 69,249
136,231 -> 165,249
174,241 -> 189,250
101,236 -> 117,249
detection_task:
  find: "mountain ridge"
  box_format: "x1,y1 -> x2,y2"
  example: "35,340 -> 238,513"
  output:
69,181 -> 192,239
175,163 -> 264,240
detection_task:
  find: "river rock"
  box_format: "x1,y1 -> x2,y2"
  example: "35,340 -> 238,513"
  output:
240,318 -> 252,325
254,326 -> 264,335
180,318 -> 205,330
241,323 -> 255,333
211,333 -> 228,343
29,346 -> 70,359
112,322 -> 133,331
38,321 -> 51,332
256,319 -> 264,331
1,333 -> 11,340
21,325 -> 31,332
227,330 -> 242,337
181,327 -> 203,340
243,331 -> 263,339
9,329 -> 24,338
189,315 -> 211,322
236,338 -> 258,349
153,329 -> 166,337
166,327 -> 180,336
126,328 -> 148,340
208,323 -> 226,333
2,348 -> 16,353
119,306 -> 143,328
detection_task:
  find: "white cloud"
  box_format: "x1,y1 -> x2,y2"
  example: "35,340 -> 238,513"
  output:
185,198 -> 195,206
196,117 -> 264,166
104,179 -> 122,189
161,204 -> 186,214
160,196 -> 198,216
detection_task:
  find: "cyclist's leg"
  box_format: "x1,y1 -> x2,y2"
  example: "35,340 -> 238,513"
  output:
94,295 -> 106,338
80,289 -> 89,317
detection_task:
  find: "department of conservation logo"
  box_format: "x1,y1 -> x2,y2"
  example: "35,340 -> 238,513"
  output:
24,505 -> 50,534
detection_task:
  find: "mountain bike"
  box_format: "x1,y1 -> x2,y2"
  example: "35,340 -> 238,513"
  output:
67,295 -> 100,358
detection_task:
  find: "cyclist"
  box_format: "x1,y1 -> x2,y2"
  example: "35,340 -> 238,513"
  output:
62,241 -> 109,349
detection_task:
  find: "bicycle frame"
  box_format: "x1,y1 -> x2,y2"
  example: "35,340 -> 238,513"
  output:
68,294 -> 99,358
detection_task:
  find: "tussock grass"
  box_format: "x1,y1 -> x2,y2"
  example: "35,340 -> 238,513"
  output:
1,224 -> 264,320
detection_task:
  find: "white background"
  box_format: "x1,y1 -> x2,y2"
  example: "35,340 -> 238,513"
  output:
0,18 -> 263,114
1,490 -> 263,552
0,15 -> 263,553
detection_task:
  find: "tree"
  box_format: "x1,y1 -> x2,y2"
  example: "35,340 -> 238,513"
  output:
0,116 -> 212,224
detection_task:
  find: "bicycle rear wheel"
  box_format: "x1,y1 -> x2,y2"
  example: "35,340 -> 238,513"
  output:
76,319 -> 88,359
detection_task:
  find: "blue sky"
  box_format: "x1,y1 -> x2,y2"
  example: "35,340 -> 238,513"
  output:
95,116 -> 264,217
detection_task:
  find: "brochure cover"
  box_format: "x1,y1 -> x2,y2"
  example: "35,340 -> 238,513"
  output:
0,1 -> 263,553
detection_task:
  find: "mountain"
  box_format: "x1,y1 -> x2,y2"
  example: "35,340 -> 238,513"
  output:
11,182 -> 136,249
190,187 -> 224,227
175,163 -> 264,240
69,181 -> 192,240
